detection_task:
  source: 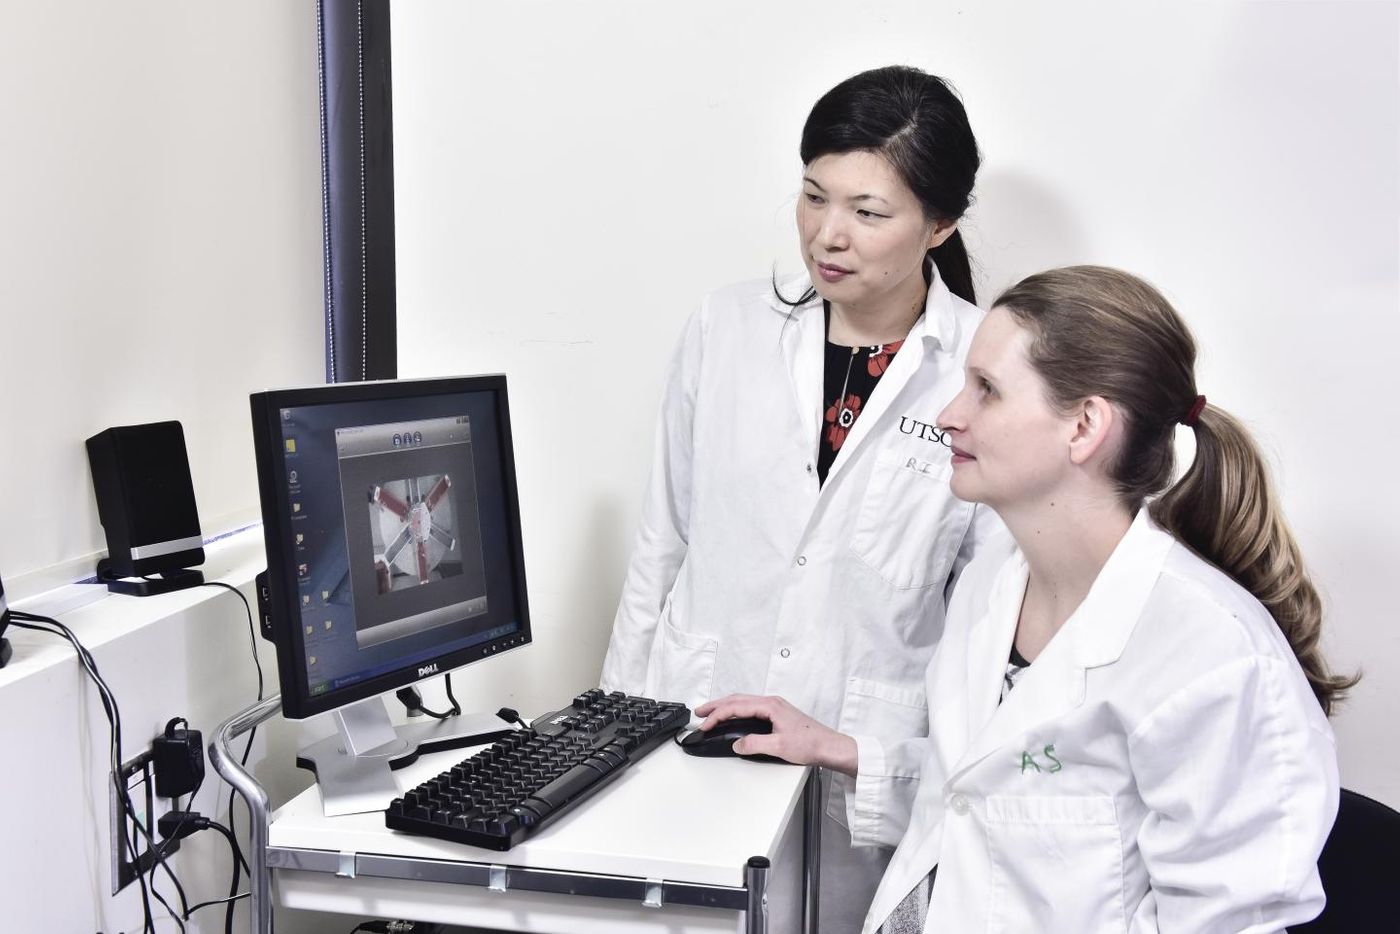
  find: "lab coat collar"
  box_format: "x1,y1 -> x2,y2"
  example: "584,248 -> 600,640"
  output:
951,511 -> 1176,780
1061,510 -> 1176,669
774,267 -> 960,483
766,265 -> 960,352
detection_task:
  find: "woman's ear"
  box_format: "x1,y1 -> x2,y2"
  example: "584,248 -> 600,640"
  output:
927,219 -> 958,250
1068,396 -> 1119,467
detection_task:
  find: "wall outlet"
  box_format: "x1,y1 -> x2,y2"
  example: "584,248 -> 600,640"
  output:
109,747 -> 180,895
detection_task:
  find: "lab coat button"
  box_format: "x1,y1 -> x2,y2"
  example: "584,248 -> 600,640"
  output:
805,463 -> 815,475
779,648 -> 791,659
949,794 -> 970,816
796,556 -> 807,567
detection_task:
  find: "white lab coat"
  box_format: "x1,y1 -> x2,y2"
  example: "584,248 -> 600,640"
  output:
600,269 -> 998,930
853,512 -> 1339,934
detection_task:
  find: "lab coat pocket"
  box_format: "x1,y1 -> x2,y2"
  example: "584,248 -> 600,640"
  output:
649,602 -> 719,710
827,676 -> 928,825
985,794 -> 1125,934
850,447 -> 970,590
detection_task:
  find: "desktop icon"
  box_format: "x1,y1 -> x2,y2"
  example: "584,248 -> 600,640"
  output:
295,533 -> 304,545
302,595 -> 311,606
289,470 -> 298,483
298,563 -> 308,577
293,502 -> 302,513
285,439 -> 297,454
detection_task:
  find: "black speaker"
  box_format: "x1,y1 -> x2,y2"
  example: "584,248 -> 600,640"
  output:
86,421 -> 205,597
0,572 -> 11,668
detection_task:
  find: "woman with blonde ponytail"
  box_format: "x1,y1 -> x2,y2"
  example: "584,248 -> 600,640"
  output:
699,265 -> 1346,932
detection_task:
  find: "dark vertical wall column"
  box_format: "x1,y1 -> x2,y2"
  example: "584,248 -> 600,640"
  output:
319,0 -> 397,382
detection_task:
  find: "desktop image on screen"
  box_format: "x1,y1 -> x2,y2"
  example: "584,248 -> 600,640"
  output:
250,375 -> 531,814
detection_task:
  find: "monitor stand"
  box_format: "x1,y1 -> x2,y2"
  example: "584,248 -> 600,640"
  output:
297,696 -> 515,817
0,638 -> 10,668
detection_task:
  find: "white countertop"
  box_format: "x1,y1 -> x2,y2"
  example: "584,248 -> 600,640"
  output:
269,736 -> 810,888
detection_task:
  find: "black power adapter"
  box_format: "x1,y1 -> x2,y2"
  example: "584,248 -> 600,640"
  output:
152,717 -> 205,799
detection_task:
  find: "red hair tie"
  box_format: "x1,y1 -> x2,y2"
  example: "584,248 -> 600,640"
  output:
1183,394 -> 1207,427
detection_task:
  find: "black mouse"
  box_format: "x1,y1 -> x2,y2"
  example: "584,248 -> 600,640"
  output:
679,717 -> 784,762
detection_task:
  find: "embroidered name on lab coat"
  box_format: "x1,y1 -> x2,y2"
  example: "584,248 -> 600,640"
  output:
1020,744 -> 1063,774
904,457 -> 944,475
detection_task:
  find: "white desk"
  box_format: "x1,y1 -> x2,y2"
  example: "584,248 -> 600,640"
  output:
214,697 -> 820,934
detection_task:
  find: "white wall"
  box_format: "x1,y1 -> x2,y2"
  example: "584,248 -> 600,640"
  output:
0,0 -> 326,595
391,0 -> 1400,808
0,1 -> 335,931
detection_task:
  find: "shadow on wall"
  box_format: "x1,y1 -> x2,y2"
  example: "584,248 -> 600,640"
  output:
964,169 -> 1091,303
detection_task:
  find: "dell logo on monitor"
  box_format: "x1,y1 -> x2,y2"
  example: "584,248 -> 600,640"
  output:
417,663 -> 440,677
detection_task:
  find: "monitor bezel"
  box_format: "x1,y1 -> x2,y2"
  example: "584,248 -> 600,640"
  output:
250,374 -> 532,720
0,572 -> 10,655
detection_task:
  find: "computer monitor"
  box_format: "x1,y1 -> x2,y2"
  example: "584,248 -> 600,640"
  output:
250,375 -> 531,814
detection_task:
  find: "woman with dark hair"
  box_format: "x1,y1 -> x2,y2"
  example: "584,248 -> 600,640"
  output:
699,265 -> 1348,932
600,66 -> 999,927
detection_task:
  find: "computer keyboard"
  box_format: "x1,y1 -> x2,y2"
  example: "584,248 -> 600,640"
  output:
385,689 -> 690,851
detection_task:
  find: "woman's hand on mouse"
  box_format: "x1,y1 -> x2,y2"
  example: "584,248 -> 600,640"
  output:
694,694 -> 858,777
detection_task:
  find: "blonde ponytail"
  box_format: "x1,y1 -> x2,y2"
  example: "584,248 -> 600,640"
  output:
1150,406 -> 1357,714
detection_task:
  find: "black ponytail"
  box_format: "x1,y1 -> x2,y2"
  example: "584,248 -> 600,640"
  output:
929,230 -> 975,305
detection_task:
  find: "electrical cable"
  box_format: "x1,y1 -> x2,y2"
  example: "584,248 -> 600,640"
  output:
443,672 -> 461,716
14,584 -> 266,933
128,807 -> 188,933
203,817 -> 243,934
202,817 -> 250,874
10,614 -> 152,923
396,685 -> 456,720
157,809 -> 249,930
10,616 -> 177,929
199,580 -> 265,934
199,581 -> 265,700
157,808 -> 243,932
147,774 -> 201,921
9,612 -> 174,933
156,771 -> 204,861
184,891 -> 248,916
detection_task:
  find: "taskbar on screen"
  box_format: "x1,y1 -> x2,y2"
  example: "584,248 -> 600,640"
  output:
308,622 -> 520,697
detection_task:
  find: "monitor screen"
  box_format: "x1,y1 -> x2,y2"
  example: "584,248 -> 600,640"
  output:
250,376 -> 530,719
